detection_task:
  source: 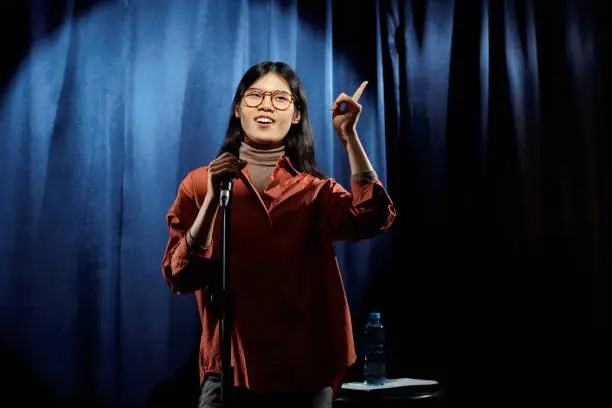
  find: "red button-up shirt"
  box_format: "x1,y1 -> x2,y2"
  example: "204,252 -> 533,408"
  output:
161,155 -> 396,394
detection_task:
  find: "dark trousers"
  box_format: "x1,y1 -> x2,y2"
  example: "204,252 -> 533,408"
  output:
198,374 -> 334,408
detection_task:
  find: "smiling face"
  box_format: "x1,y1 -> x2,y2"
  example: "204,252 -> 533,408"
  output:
235,73 -> 301,148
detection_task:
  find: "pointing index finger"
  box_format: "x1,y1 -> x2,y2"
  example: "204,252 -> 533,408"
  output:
352,81 -> 368,102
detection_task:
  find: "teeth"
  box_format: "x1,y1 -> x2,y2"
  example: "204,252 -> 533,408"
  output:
256,118 -> 273,123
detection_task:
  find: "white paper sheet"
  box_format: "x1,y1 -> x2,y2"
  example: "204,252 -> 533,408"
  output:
341,378 -> 438,391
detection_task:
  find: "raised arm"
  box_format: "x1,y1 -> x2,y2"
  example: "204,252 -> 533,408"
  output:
323,81 -> 396,240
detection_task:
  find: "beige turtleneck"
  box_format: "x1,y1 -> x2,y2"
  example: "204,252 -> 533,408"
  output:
239,142 -> 285,194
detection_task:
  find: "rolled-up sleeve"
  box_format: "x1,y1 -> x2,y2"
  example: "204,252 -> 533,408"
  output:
323,176 -> 396,241
161,172 -> 218,294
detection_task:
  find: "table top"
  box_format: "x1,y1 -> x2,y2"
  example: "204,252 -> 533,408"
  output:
335,378 -> 445,403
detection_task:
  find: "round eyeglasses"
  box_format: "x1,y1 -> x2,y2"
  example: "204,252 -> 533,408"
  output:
242,88 -> 295,111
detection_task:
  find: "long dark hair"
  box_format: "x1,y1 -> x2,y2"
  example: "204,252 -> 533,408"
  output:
217,61 -> 326,179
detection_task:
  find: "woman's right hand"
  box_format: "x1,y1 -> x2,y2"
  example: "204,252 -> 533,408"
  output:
206,152 -> 246,202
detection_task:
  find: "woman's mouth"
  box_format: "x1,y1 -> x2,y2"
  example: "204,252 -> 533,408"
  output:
255,116 -> 275,128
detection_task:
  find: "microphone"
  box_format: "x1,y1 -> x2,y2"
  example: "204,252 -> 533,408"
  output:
219,176 -> 233,208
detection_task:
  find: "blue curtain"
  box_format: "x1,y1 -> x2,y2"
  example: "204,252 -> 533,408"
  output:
1,0 -> 608,406
0,0 -> 391,406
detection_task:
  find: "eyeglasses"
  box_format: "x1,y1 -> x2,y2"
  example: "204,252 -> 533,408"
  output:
242,88 -> 295,111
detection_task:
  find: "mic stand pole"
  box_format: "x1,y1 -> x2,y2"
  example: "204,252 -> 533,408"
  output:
219,185 -> 234,406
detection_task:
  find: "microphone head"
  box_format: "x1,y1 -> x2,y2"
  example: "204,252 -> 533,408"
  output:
219,177 -> 233,191
219,177 -> 233,207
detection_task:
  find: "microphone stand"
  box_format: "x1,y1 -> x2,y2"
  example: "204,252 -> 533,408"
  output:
219,180 -> 234,406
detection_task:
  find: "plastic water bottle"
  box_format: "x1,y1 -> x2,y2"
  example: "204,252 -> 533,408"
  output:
364,312 -> 386,385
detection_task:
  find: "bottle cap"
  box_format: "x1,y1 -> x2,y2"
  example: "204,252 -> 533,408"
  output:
369,312 -> 381,320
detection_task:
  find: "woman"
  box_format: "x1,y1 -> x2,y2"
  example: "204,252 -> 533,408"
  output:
161,61 -> 396,408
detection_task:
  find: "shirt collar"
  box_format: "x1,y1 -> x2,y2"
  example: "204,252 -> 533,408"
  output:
280,154 -> 301,177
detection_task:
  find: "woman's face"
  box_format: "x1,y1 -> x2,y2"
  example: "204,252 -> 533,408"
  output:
235,73 -> 301,148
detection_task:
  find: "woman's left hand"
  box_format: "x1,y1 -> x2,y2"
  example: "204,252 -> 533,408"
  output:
331,81 -> 368,145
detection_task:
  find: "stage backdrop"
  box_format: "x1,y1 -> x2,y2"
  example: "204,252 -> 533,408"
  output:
0,0 -> 608,406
